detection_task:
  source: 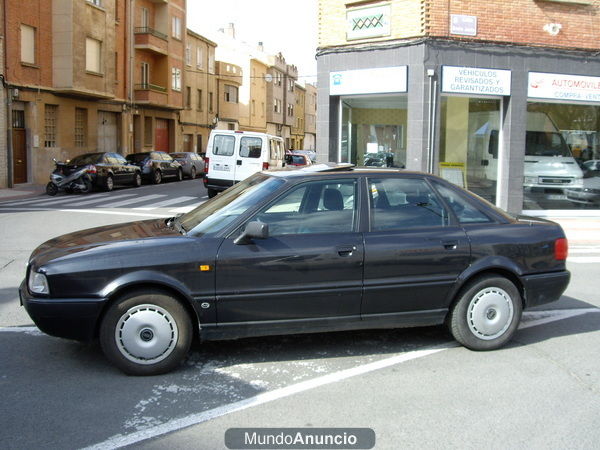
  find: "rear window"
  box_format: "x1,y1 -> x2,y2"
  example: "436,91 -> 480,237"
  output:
126,153 -> 150,163
290,155 -> 306,164
212,135 -> 235,156
240,137 -> 262,158
70,153 -> 103,165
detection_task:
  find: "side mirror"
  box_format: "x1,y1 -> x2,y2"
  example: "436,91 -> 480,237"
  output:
233,221 -> 269,245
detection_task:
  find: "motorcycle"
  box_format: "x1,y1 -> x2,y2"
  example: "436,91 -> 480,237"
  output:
46,159 -> 94,196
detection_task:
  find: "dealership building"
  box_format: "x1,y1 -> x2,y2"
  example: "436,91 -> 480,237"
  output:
316,0 -> 600,215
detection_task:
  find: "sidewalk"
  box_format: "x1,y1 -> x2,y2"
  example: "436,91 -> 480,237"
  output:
0,184 -> 598,245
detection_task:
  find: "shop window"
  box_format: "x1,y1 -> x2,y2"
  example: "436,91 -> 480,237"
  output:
523,102 -> 600,211
439,97 -> 501,204
340,95 -> 407,169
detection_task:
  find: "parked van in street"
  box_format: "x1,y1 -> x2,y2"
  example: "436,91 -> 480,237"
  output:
203,130 -> 285,197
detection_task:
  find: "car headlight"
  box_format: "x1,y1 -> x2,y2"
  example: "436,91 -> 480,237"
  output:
28,271 -> 49,295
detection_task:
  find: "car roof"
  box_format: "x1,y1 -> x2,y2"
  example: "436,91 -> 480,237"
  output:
269,163 -> 429,179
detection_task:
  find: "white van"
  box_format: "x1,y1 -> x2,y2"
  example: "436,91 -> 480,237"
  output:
203,130 -> 285,197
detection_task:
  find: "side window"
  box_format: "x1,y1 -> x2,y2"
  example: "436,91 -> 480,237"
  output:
240,137 -> 262,158
163,153 -> 174,162
113,154 -> 128,164
212,135 -> 235,156
433,182 -> 492,224
369,177 -> 448,231
253,180 -> 358,236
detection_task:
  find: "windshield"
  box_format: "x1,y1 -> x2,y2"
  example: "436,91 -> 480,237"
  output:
126,153 -> 150,163
179,173 -> 285,236
526,131 -> 572,157
69,153 -> 103,165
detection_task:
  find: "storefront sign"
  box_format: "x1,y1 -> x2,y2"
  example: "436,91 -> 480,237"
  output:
346,4 -> 391,40
528,72 -> 600,102
442,66 -> 511,96
330,66 -> 407,96
450,15 -> 477,36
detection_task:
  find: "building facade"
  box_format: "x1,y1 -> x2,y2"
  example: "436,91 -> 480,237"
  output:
304,83 -> 317,151
1,0 -> 187,187
317,0 -> 600,215
291,83 -> 306,150
180,29 -> 217,153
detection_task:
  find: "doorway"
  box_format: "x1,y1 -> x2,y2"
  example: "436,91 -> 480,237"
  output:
12,110 -> 27,184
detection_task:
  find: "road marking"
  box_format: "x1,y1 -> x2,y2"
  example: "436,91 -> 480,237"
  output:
57,209 -> 171,218
101,194 -> 166,208
568,257 -> 600,264
0,194 -> 110,207
134,196 -> 198,210
67,193 -> 138,207
81,307 -> 598,450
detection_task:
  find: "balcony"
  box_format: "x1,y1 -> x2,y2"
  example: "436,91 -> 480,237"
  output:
134,83 -> 168,105
134,27 -> 168,55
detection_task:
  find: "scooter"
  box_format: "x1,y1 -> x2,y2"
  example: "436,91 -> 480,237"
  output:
46,159 -> 94,196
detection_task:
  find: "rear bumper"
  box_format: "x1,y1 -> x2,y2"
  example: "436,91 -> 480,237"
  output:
19,281 -> 106,341
205,177 -> 234,192
522,270 -> 570,309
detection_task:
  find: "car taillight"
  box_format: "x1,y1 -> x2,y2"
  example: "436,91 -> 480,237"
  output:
204,158 -> 209,174
86,164 -> 97,174
555,238 -> 568,260
262,162 -> 269,171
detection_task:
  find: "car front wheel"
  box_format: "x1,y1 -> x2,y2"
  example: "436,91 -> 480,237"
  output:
105,174 -> 114,192
133,172 -> 142,187
153,170 -> 162,184
447,275 -> 522,351
99,289 -> 193,375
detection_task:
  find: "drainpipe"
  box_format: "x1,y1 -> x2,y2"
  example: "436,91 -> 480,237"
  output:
3,5 -> 14,187
426,69 -> 437,174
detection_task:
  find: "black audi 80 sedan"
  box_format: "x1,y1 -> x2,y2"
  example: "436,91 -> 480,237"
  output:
20,165 -> 570,375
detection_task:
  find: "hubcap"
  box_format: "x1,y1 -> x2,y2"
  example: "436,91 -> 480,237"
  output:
115,304 -> 178,365
107,177 -> 113,190
467,287 -> 514,340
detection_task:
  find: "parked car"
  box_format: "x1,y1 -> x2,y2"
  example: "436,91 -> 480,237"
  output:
203,130 -> 286,198
21,165 -> 570,375
285,152 -> 312,167
126,151 -> 183,184
292,149 -> 317,162
566,175 -> 600,206
170,152 -> 205,179
56,152 -> 142,192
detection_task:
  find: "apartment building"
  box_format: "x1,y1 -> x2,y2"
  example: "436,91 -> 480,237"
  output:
318,0 -> 600,215
291,83 -> 305,150
1,0 -> 187,186
246,58 -> 268,133
304,83 -> 317,151
215,61 -> 242,130
180,29 -> 217,154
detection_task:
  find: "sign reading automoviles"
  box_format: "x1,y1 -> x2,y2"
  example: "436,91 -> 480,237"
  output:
330,66 -> 407,96
528,72 -> 600,102
442,66 -> 511,96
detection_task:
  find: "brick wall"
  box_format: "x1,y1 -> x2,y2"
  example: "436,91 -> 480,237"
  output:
427,0 -> 600,51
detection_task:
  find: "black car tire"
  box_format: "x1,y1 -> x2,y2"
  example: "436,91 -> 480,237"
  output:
190,166 -> 197,179
448,275 -> 522,351
99,289 -> 193,376
105,174 -> 114,192
153,170 -> 162,184
207,188 -> 218,198
46,182 -> 58,196
81,179 -> 93,194
176,168 -> 183,182
133,172 -> 142,187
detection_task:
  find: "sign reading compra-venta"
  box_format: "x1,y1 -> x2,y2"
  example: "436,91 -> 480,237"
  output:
442,66 -> 512,96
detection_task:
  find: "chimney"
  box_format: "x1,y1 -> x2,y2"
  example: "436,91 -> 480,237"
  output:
226,23 -> 236,39
257,41 -> 264,52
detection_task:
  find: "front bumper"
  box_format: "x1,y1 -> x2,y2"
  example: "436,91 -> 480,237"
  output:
19,280 -> 107,341
522,270 -> 570,309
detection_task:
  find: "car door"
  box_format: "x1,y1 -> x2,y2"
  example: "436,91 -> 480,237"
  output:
113,153 -> 135,183
234,136 -> 263,182
215,178 -> 364,327
361,176 -> 471,319
107,153 -> 126,184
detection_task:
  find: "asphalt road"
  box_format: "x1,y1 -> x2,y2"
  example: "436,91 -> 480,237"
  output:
0,179 -> 599,450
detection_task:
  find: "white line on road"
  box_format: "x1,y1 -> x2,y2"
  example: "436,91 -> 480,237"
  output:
67,193 -> 138,207
0,194 -> 111,207
81,307 -> 599,450
101,194 -> 166,208
568,257 -> 600,263
133,196 -> 198,210
57,209 -> 171,218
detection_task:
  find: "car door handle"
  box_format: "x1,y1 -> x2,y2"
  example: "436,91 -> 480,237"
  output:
337,245 -> 357,257
443,241 -> 458,250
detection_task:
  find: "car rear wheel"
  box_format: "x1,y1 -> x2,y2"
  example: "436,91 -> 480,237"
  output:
176,168 -> 183,182
99,289 -> 193,375
447,275 -> 522,351
105,174 -> 114,192
190,166 -> 197,179
133,172 -> 142,187
207,188 -> 218,198
153,170 -> 162,184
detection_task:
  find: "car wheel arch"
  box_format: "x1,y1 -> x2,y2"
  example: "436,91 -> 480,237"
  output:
95,281 -> 200,340
446,265 -> 526,314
